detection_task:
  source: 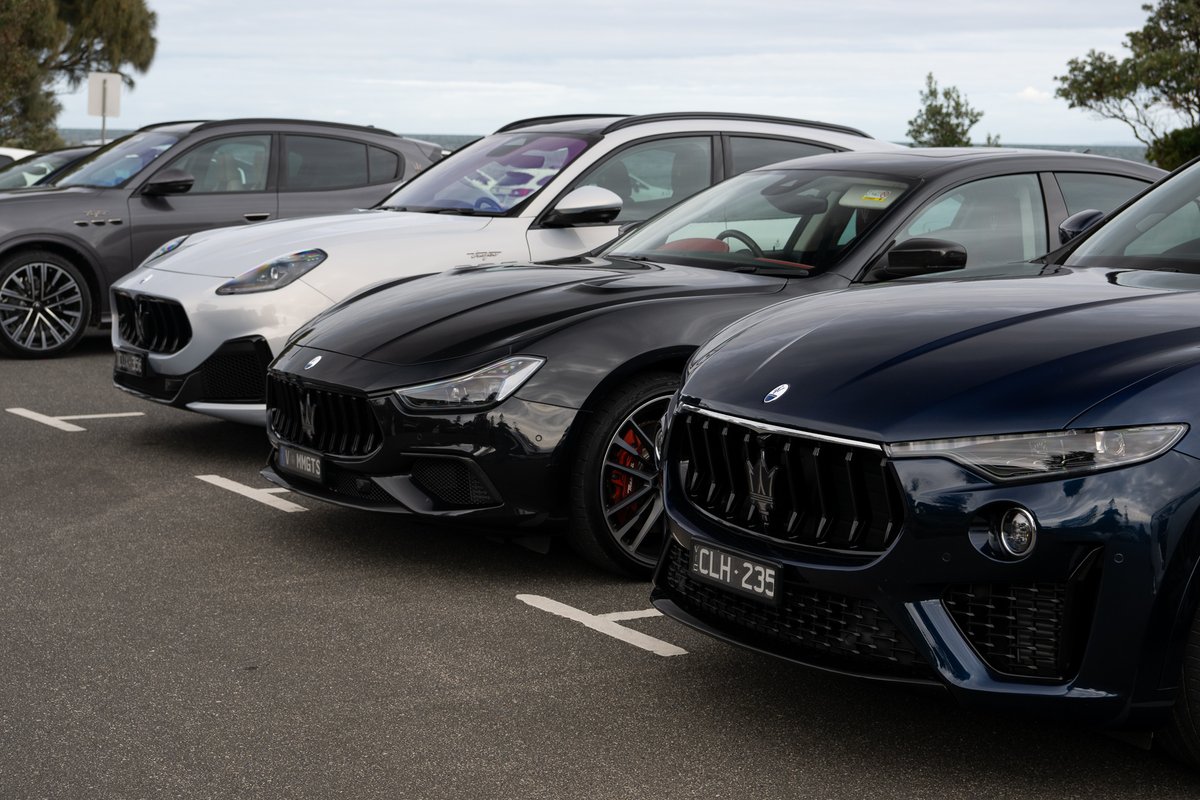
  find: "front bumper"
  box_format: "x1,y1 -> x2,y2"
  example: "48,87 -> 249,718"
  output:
260,367 -> 579,528
651,447 -> 1200,729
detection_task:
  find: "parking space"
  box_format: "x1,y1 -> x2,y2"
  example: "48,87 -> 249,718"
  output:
2,336 -> 1199,798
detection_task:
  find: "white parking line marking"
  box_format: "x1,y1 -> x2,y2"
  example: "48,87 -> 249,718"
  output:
6,407 -> 145,432
597,609 -> 664,622
195,475 -> 307,513
516,594 -> 687,657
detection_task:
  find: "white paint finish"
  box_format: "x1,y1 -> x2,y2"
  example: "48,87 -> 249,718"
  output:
516,594 -> 687,657
57,412 -> 146,421
6,408 -> 86,432
194,475 -> 307,513
597,609 -> 665,622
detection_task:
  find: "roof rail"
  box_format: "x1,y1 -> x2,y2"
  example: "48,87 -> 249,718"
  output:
494,114 -> 628,133
189,118 -> 399,136
135,120 -> 208,131
601,112 -> 872,139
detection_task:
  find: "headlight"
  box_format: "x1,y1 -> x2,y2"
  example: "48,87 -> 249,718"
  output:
215,249 -> 327,295
143,235 -> 188,267
886,424 -> 1187,482
395,356 -> 544,411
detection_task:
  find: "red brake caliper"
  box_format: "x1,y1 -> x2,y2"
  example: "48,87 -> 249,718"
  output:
608,428 -> 642,524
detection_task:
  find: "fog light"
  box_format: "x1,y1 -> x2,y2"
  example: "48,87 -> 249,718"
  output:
998,507 -> 1037,557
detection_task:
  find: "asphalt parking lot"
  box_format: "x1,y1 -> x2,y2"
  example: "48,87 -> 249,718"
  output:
3,334 -> 1200,799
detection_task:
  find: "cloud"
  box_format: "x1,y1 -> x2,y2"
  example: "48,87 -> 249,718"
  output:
1018,86 -> 1053,102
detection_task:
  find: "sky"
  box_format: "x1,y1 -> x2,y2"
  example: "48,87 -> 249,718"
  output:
53,0 -> 1157,144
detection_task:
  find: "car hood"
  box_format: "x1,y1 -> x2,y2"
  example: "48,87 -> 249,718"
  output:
0,185 -> 103,203
149,209 -> 495,278
291,258 -> 786,368
680,266 -> 1200,443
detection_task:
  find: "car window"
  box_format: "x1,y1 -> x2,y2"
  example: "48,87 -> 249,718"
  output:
56,130 -> 181,188
577,137 -> 713,223
165,135 -> 271,194
729,137 -> 833,173
284,136 -> 369,191
898,174 -> 1047,267
1055,172 -> 1149,216
610,168 -> 912,272
368,146 -> 401,182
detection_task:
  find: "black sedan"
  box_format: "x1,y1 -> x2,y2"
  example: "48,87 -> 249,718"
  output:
650,156 -> 1200,766
262,148 -> 1161,576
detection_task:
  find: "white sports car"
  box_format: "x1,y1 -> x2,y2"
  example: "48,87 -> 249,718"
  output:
110,112 -> 900,424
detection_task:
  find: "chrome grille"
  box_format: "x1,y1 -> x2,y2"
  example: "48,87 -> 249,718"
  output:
673,408 -> 904,554
114,291 -> 192,354
267,373 -> 381,457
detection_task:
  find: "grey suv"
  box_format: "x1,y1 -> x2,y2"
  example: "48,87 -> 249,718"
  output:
0,118 -> 444,357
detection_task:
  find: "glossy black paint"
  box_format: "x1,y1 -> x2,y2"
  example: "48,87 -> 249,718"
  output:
261,150 -> 1163,530
651,263 -> 1200,727
0,120 -> 439,323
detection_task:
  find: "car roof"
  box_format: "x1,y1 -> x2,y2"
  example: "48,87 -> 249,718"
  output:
494,112 -> 873,139
756,147 -> 1164,180
132,118 -> 400,137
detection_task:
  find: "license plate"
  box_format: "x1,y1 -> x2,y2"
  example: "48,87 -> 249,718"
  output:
277,445 -> 324,483
114,349 -> 145,377
690,542 -> 779,604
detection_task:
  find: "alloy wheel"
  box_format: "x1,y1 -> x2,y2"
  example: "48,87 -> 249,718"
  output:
0,262 -> 86,353
598,393 -> 673,568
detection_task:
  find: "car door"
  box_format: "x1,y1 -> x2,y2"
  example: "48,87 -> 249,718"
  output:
126,133 -> 277,273
276,134 -> 405,218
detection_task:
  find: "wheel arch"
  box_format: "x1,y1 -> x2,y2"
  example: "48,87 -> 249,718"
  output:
0,235 -> 106,324
549,345 -> 693,504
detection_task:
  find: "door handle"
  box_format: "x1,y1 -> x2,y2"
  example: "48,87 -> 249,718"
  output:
243,212 -> 270,222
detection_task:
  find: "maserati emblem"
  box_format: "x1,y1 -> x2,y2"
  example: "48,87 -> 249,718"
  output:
745,446 -> 778,525
299,393 -> 317,442
133,299 -> 150,343
763,383 -> 789,403
304,355 -> 322,370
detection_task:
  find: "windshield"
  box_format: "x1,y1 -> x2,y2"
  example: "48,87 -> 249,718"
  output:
1065,159 -> 1200,273
608,169 -> 912,272
0,150 -> 81,189
55,131 -> 181,188
380,132 -> 592,214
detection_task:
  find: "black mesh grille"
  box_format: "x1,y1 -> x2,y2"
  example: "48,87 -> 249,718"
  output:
114,291 -> 192,354
674,409 -> 904,554
267,373 -> 381,457
200,350 -> 269,401
662,541 -> 931,679
411,459 -> 497,507
943,555 -> 1101,680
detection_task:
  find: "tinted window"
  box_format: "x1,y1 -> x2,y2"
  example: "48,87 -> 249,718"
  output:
577,137 -> 713,223
57,130 -> 181,188
368,146 -> 401,182
165,135 -> 271,193
285,136 -> 368,191
729,137 -> 832,173
1056,172 -> 1149,215
900,174 -> 1047,267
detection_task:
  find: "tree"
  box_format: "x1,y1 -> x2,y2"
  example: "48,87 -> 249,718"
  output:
0,0 -> 157,149
1055,0 -> 1200,169
906,73 -> 998,147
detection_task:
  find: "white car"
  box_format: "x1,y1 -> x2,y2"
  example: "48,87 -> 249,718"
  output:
0,146 -> 34,167
111,112 -> 902,424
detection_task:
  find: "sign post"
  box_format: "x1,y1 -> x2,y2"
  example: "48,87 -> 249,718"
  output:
87,72 -> 122,143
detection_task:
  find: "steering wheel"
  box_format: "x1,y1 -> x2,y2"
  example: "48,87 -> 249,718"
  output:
474,196 -> 502,212
716,229 -> 764,257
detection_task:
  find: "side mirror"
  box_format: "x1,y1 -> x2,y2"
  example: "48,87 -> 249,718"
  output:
874,237 -> 968,280
542,185 -> 623,228
1058,209 -> 1106,244
141,168 -> 195,196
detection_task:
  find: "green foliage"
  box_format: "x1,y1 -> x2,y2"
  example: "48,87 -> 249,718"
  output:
0,0 -> 157,149
906,73 -> 996,147
1145,125 -> 1200,170
1056,0 -> 1200,164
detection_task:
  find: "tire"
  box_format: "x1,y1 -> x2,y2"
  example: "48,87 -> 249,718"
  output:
568,371 -> 679,577
0,250 -> 92,358
1161,604 -> 1200,767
